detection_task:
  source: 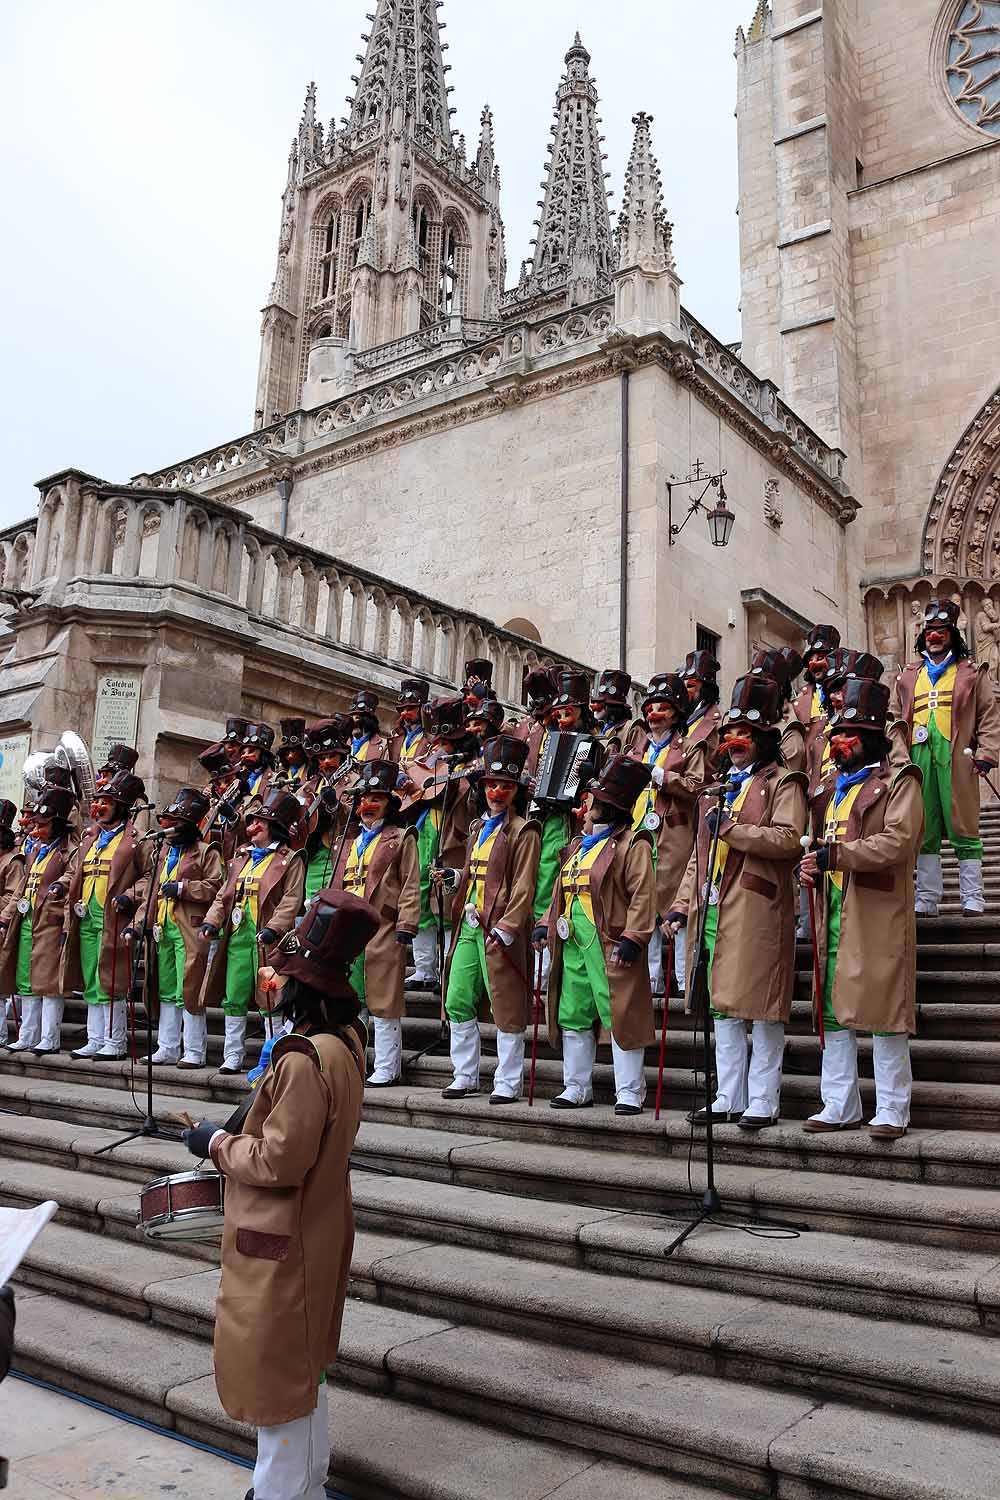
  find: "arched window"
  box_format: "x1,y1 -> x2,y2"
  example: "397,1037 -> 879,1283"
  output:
413,203 -> 431,277
439,223 -> 458,315
349,196 -> 372,268
320,212 -> 340,299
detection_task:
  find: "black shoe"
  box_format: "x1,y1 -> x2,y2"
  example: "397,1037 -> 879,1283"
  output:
737,1113 -> 779,1132
614,1102 -> 643,1116
177,1059 -> 209,1070
219,1064 -> 245,1076
549,1095 -> 594,1110
365,1076 -> 401,1089
489,1092 -> 521,1105
441,1084 -> 479,1099
31,1047 -> 61,1056
686,1106 -> 735,1125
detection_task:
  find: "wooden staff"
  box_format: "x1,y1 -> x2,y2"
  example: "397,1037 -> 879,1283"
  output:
800,835 -> 825,1051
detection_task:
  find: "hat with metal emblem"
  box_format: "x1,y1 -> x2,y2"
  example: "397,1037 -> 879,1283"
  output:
349,689 -> 380,717
641,672 -> 689,720
199,742 -> 230,778
824,650 -> 884,692
480,736 -> 530,785
552,671 -> 591,708
271,888 -> 380,1000
397,678 -> 430,708
915,595 -> 969,659
279,717 -> 306,748
465,697 -> 505,732
586,754 -> 652,817
805,624 -> 841,654
253,788 -> 301,842
304,716 -> 352,755
97,744 -> 139,776
682,650 -> 720,682
525,666 -> 558,711
421,695 -> 467,740
224,717 -> 250,744
723,674 -> 783,731
592,669 -> 632,707
243,722 -> 276,751
829,677 -> 891,734
159,787 -> 211,828
464,658 -> 494,687
33,787 -> 77,826
100,771 -> 146,810
355,759 -> 402,809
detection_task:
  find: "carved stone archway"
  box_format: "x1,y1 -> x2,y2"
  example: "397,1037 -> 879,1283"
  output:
922,382 -> 1000,578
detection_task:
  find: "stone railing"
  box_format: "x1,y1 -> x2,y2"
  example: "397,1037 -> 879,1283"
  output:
29,478 -> 588,700
352,316 -> 502,378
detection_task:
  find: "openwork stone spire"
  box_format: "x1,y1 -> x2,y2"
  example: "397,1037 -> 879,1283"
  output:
531,34 -> 613,286
348,0 -> 453,143
617,112 -> 674,274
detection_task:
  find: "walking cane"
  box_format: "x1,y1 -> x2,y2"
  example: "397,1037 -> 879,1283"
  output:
800,836 -> 825,1051
654,927 -> 674,1121
964,747 -> 1000,802
528,948 -> 543,1106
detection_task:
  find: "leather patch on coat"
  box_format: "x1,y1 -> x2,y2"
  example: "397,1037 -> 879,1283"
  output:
740,872 -> 778,900
236,1227 -> 290,1261
853,869 -> 895,892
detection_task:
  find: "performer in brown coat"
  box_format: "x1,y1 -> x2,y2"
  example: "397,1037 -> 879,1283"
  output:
94,743 -> 140,791
240,721 -> 279,809
800,678 -> 924,1138
0,798 -> 53,1053
140,788 -> 225,1069
590,669 -> 634,754
680,649 -> 723,755
198,743 -> 248,863
540,756 -> 657,1113
0,800 -> 26,1049
438,737 -> 541,1102
275,717 -> 310,791
751,648 -> 807,774
793,624 -> 841,729
670,675 -> 808,1129
222,716 -> 250,769
348,688 -> 390,764
462,656 -> 494,710
60,771 -> 149,1061
332,759 -> 420,1087
181,890 -> 378,1499
388,677 -> 431,764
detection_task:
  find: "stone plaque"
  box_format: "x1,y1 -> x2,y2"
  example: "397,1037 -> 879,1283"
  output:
0,734 -> 30,808
91,673 -> 142,769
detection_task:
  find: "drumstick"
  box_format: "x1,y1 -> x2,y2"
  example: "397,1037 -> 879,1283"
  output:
167,1110 -> 197,1129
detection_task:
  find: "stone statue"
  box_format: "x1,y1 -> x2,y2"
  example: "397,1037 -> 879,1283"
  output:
976,599 -> 1000,684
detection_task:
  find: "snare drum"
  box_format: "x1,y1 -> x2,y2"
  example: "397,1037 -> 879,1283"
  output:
139,1169 -> 225,1243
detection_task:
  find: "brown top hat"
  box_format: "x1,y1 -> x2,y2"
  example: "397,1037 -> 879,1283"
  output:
592,669 -> 632,706
252,788 -> 301,841
723,675 -> 782,731
587,754 -> 652,817
354,760 -> 402,803
682,650 -> 720,682
421,695 -> 467,740
98,744 -> 139,775
465,697 -> 505,731
41,765 -> 76,793
272,888 -> 380,1000
305,716 -> 352,754
830,677 -> 891,734
279,717 -> 307,747
750,648 -> 785,680
525,668 -> 557,710
243,722 -> 275,751
552,670 -> 591,708
805,623 -> 841,654
824,650 -> 883,690
464,658 -> 494,686
349,689 -> 380,716
923,596 -> 961,629
100,771 -> 146,809
33,787 -> 77,825
397,678 -> 430,708
777,646 -> 804,682
199,742 -> 230,778
480,736 -> 530,784
0,799 -> 18,830
642,672 -> 689,720
160,787 -> 211,827
224,716 -> 250,743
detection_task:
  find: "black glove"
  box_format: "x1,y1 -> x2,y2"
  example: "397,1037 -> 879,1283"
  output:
257,927 -> 278,947
120,927 -> 138,945
704,808 -> 730,836
48,881 -> 66,899
395,930 -> 413,946
665,910 -> 686,929
199,922 -> 219,941
612,936 -> 642,966
182,1121 -> 225,1159
532,924 -> 548,948
815,846 -> 831,873
320,787 -> 340,811
160,880 -> 180,899
111,894 -> 135,917
974,759 -> 996,775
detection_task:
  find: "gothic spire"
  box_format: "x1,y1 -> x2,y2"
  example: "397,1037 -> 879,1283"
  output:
617,112 -> 675,274
476,104 -> 495,179
531,34 -> 614,285
348,0 -> 453,143
747,0 -> 770,43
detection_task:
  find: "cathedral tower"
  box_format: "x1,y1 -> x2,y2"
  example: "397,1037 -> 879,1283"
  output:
254,0 -> 505,427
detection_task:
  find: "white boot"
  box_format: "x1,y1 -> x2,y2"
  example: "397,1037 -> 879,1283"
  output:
741,1020 -> 785,1127
144,1003 -> 182,1065
915,853 -> 942,915
95,1000 -> 127,1060
367,1017 -> 403,1086
870,1034 -> 912,1131
179,1011 -> 209,1067
611,1036 -> 647,1113
796,883 -> 812,941
647,931 -> 663,996
552,1028 -> 597,1107
959,858 -> 986,915
806,1028 -> 863,1127
443,1018 -> 480,1096
37,997 -> 65,1054
221,1015 -> 248,1073
0,997 -> 9,1047
71,1003 -> 107,1059
710,1016 -> 749,1117
672,926 -> 687,995
407,928 -> 439,988
7,996 -> 41,1051
491,1029 -> 526,1102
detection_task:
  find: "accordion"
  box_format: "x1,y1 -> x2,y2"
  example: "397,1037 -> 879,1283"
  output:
534,732 -> 601,807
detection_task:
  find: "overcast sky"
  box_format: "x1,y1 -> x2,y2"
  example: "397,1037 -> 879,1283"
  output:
2,0 -> 750,529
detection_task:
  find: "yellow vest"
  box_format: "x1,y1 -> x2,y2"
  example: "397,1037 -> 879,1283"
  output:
235,849 -> 278,922
819,728 -> 833,782
823,781 -> 866,891
710,777 -> 754,890
344,830 -> 381,896
287,763 -> 306,786
913,662 -> 956,741
26,846 -> 56,912
354,739 -> 374,764
561,835 -> 609,925
469,823 -> 503,912
811,688 -> 823,722
156,849 -> 184,928
632,738 -> 673,829
82,829 -> 126,910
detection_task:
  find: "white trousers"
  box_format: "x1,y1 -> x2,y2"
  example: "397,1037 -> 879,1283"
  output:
611,1037 -> 646,1108
959,859 -> 985,914
809,1028 -> 864,1126
557,1028 -> 597,1104
96,1000 -> 128,1058
39,997 -> 64,1051
447,1017 -> 480,1090
647,932 -> 664,996
915,853 -> 942,914
253,1383 -> 329,1500
870,1034 -> 913,1129
73,1003 -> 108,1057
410,927 -> 440,982
180,1010 -> 208,1065
6,996 -> 41,1050
709,1018 -> 785,1121
368,1016 -> 402,1084
149,1002 -> 183,1064
493,1029 -> 525,1099
0,996 -> 12,1046
222,1014 -> 247,1071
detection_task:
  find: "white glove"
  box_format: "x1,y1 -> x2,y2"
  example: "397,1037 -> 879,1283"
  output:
650,765 -> 665,788
489,926 -> 514,947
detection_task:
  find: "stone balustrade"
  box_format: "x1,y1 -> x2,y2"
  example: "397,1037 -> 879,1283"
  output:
352,315 -> 503,378
0,518 -> 39,596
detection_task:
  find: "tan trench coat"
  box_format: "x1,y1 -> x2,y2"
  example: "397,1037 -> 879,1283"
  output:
60,826 -> 150,999
810,764 -> 923,1035
545,828 -> 657,1051
890,659 -> 1000,839
210,1022 -> 366,1427
145,841 -> 225,1013
200,845 -> 306,1008
674,766 -> 807,1023
331,824 -> 421,1019
0,843 -> 70,998
0,847 -> 27,992
628,730 -> 708,913
442,813 -> 542,1033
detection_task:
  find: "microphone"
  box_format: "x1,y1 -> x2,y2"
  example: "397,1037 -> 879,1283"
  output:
136,827 -> 168,843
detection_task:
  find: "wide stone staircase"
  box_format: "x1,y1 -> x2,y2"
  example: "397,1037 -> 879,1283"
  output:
4,806 -> 1000,1498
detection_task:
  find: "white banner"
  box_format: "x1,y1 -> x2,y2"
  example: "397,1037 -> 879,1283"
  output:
0,733 -> 31,808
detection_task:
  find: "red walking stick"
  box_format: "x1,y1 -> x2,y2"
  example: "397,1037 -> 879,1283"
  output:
654,929 -> 673,1121
800,836 -> 825,1051
528,948 -> 543,1107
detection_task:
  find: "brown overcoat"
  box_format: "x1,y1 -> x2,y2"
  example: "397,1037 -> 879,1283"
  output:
674,766 -> 807,1023
145,840 -> 225,1013
0,843 -> 69,998
60,825 -> 150,998
442,813 -> 542,1032
210,1022 -> 365,1427
810,763 -> 923,1035
331,824 -> 421,1019
545,828 -> 657,1051
200,845 -> 306,1008
890,658 -> 1000,838
685,704 -> 723,759
628,731 -> 708,913
793,683 -> 825,728
0,847 -> 27,992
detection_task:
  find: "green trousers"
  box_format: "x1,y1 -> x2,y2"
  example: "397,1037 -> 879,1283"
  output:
444,921 -> 489,1023
348,951 -> 366,1005
912,718 -> 982,860
222,910 -> 258,1018
417,814 -> 441,931
704,902 -> 725,1019
821,881 -> 845,1033
305,842 -> 334,904
156,915 -> 187,1009
533,812 -> 572,924
80,893 -> 111,1005
556,900 -> 612,1032
15,911 -> 33,997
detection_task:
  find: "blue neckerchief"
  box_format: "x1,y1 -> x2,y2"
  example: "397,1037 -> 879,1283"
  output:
415,808 -> 431,831
724,766 -> 755,809
23,836 -> 37,858
248,844 -> 276,867
352,734 -> 371,756
580,827 -> 613,856
355,822 -> 382,858
164,845 -> 182,879
687,702 -> 706,727
922,651 -> 954,686
33,840 -> 58,864
248,768 -> 263,795
476,811 -> 507,848
834,764 -> 875,807
95,823 -> 125,852
404,726 -> 423,753
645,734 -> 672,763
248,1033 -> 276,1087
